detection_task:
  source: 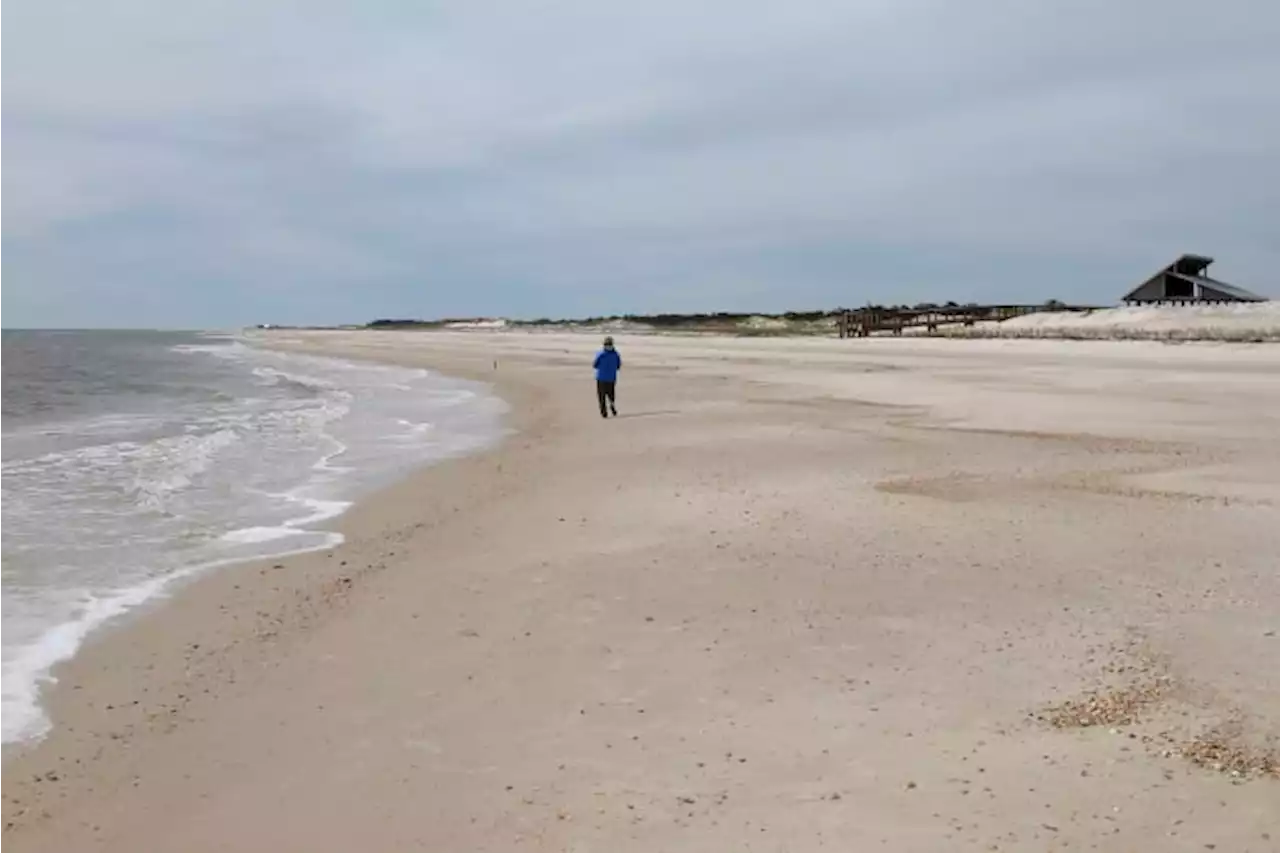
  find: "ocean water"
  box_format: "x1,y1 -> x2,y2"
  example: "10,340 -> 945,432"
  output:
1,330 -> 507,744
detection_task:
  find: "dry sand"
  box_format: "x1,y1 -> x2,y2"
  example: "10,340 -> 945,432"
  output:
4,332 -> 1279,852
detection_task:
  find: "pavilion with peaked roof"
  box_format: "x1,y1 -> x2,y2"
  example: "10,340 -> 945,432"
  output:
1122,255 -> 1267,304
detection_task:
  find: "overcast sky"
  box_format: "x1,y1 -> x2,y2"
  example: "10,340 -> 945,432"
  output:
4,1 -> 1278,328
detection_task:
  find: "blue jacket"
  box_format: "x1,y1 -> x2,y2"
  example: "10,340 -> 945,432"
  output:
594,348 -> 622,382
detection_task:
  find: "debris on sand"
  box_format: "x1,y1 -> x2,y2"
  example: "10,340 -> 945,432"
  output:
1033,634 -> 1176,730
1033,636 -> 1279,783
1034,679 -> 1174,729
1175,727 -> 1280,781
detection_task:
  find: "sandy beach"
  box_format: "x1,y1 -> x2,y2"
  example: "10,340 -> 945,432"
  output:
4,331 -> 1279,852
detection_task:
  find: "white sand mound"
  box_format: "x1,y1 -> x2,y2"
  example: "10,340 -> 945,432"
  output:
742,315 -> 789,330
941,303 -> 1279,341
597,319 -> 652,332
445,319 -> 509,330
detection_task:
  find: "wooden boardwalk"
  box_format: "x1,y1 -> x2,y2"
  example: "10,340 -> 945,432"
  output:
836,304 -> 1099,337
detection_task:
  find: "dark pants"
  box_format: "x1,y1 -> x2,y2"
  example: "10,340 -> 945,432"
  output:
596,380 -> 617,417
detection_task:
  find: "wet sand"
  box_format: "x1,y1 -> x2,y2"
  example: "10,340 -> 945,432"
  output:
4,332 -> 1278,852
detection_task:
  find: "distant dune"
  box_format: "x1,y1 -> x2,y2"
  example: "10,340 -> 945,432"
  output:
922,302 -> 1280,342
364,303 -> 1279,342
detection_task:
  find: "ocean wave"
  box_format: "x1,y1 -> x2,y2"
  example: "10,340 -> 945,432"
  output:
127,428 -> 242,513
250,365 -> 340,396
169,339 -> 251,359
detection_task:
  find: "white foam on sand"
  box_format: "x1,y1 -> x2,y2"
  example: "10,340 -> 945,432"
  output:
219,494 -> 353,546
219,526 -> 313,545
0,523 -> 348,744
2,583 -> 169,744
4,477 -> 355,744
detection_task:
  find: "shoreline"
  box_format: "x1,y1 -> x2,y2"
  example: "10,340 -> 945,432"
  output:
3,337 -> 545,808
5,331 -> 1277,851
2,339 -> 510,751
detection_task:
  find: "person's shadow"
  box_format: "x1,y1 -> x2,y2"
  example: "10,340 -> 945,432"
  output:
610,409 -> 681,419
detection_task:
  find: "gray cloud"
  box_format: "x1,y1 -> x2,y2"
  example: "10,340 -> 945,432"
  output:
4,0 -> 1278,327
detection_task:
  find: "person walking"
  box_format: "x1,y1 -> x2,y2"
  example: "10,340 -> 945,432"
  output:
593,336 -> 622,418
